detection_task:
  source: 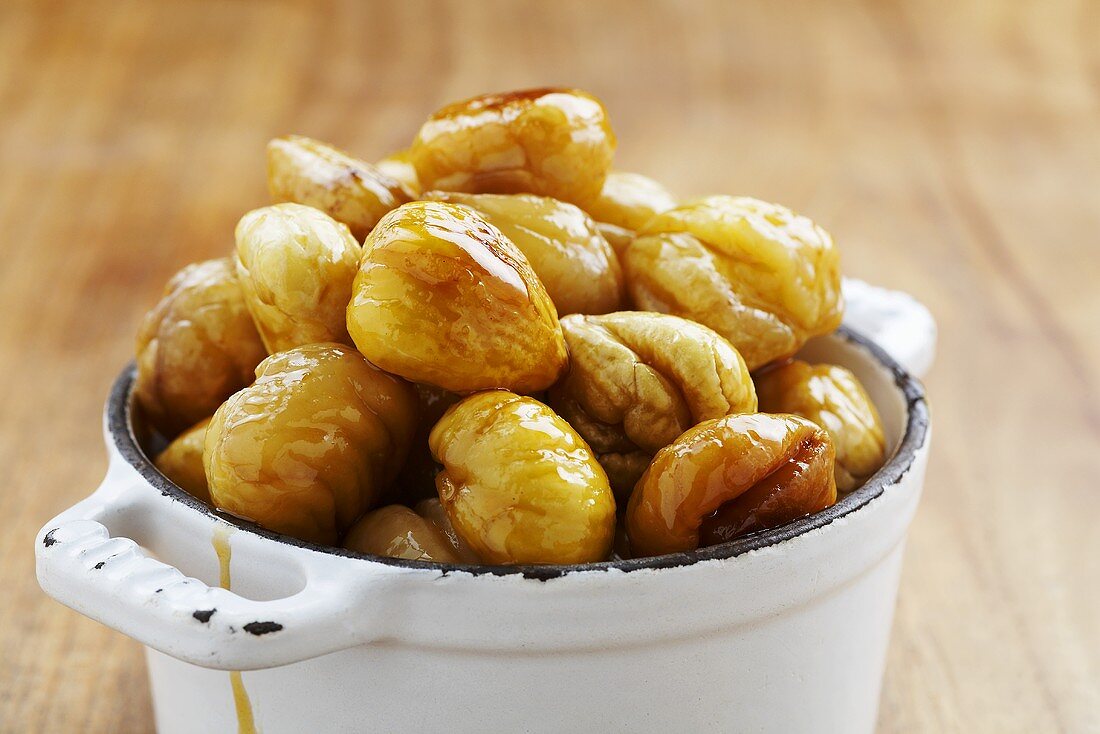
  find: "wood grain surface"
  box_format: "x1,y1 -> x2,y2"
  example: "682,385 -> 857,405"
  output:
1,1 -> 1098,731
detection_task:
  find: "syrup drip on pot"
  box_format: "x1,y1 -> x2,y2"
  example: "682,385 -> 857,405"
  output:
213,524 -> 258,734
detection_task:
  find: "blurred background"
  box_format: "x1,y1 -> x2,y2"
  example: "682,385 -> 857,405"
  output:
1,1 -> 1097,731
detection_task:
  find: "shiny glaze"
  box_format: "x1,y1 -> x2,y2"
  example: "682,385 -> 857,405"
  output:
212,525 -> 257,734
423,191 -> 624,315
342,504 -> 462,562
234,203 -> 362,353
347,201 -> 567,394
375,148 -> 422,196
626,196 -> 843,370
154,417 -> 211,503
266,135 -> 412,240
429,391 -> 615,565
583,171 -> 677,231
626,413 -> 837,557
410,88 -> 615,204
549,312 -> 757,498
203,344 -> 418,545
134,258 -> 266,437
755,360 -> 886,492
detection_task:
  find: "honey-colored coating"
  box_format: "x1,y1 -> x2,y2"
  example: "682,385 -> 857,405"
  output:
583,171 -> 677,231
410,88 -> 616,204
267,136 -> 412,241
625,196 -> 843,370
347,201 -> 567,394
548,312 -> 758,497
204,344 -> 418,545
235,203 -> 361,353
135,258 -> 267,437
755,360 -> 886,493
626,413 -> 837,557
375,148 -> 421,196
595,221 -> 635,259
342,505 -> 461,562
423,191 -> 624,315
414,498 -> 481,563
154,417 -> 212,503
429,391 -> 616,565
387,382 -> 463,504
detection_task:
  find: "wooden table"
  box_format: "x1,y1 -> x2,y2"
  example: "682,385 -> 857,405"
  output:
2,1 -> 1097,731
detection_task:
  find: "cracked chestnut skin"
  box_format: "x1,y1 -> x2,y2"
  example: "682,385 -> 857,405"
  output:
626,412 -> 837,557
423,191 -> 624,315
135,258 -> 267,437
625,196 -> 843,370
154,417 -> 211,504
755,360 -> 886,493
409,88 -> 616,204
548,312 -> 758,498
235,203 -> 362,353
584,171 -> 677,231
204,344 -> 418,545
347,201 -> 567,394
267,135 -> 412,241
429,391 -> 616,565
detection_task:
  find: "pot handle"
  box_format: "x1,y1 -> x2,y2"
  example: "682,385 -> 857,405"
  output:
842,278 -> 936,378
36,480 -> 399,671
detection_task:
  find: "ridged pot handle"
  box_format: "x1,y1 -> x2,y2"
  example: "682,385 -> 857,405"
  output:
842,278 -> 937,378
35,479 -> 394,671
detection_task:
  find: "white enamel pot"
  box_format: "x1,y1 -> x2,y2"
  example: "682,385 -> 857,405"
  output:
36,280 -> 934,734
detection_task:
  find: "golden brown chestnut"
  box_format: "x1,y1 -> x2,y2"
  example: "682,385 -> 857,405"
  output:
347,201 -> 567,394
429,391 -> 616,565
343,505 -> 462,562
754,360 -> 886,492
409,88 -> 615,204
267,135 -> 412,241
375,148 -> 421,196
625,196 -> 843,370
423,191 -> 624,315
204,344 -> 418,545
135,258 -> 267,437
626,413 -> 837,557
154,418 -> 211,503
583,171 -> 676,231
234,203 -> 361,353
548,312 -> 757,497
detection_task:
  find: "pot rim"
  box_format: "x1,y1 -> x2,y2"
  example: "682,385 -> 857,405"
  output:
114,326 -> 928,580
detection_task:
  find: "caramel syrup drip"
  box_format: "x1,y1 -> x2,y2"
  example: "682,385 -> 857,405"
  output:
213,524 -> 258,734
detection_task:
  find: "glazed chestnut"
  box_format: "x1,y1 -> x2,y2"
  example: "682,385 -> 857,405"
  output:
267,135 -> 412,241
154,417 -> 211,503
423,191 -> 624,315
387,382 -> 463,505
595,222 -> 635,259
755,360 -> 886,492
409,88 -> 615,204
135,258 -> 267,437
204,344 -> 418,545
413,498 -> 480,563
429,391 -> 616,565
375,148 -> 421,196
583,171 -> 676,231
343,505 -> 463,563
347,201 -> 567,394
235,203 -> 361,353
548,312 -> 757,497
624,196 -> 843,370
626,413 -> 837,557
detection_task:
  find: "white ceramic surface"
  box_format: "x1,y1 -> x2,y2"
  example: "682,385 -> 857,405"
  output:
36,281 -> 934,734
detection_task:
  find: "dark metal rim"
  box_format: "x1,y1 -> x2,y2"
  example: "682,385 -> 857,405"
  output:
110,327 -> 929,581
